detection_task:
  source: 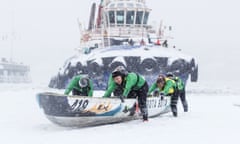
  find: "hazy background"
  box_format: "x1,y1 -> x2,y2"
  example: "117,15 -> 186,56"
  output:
0,0 -> 239,85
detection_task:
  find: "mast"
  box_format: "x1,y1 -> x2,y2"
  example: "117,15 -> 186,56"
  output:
96,0 -> 104,28
88,3 -> 96,31
10,0 -> 16,62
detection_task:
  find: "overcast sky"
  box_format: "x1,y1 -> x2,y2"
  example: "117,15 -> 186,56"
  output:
0,0 -> 239,84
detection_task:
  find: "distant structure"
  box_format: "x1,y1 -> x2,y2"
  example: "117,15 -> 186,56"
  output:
0,58 -> 31,83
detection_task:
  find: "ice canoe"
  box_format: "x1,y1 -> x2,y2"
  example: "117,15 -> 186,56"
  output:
36,92 -> 171,127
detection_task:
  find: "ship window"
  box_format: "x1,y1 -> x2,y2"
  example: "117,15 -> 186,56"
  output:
143,12 -> 149,24
136,11 -> 143,24
126,11 -> 135,24
116,11 -> 124,24
109,11 -> 115,24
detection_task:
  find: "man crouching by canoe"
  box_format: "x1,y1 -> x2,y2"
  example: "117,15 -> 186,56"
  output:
64,75 -> 93,97
103,66 -> 149,121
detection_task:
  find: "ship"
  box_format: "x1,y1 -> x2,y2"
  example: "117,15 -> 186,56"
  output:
48,0 -> 198,91
0,58 -> 31,83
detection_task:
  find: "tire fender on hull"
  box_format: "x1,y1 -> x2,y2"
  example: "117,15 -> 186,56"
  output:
139,58 -> 160,75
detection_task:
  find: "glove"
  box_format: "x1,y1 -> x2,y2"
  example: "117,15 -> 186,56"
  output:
153,90 -> 160,97
159,92 -> 165,96
119,95 -> 125,103
159,92 -> 165,100
160,95 -> 164,100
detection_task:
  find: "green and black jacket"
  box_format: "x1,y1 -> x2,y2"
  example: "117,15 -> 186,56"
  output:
64,75 -> 93,97
148,77 -> 176,96
172,76 -> 185,91
103,72 -> 146,98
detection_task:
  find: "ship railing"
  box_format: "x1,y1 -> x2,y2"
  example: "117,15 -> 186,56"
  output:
0,64 -> 30,72
109,0 -> 146,4
90,26 -> 148,38
0,74 -> 31,83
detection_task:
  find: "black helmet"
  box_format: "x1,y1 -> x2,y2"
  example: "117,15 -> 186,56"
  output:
112,66 -> 128,78
166,72 -> 174,77
79,77 -> 89,88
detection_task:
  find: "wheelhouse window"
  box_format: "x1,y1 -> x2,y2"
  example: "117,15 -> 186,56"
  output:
116,11 -> 124,24
136,11 -> 143,24
126,11 -> 135,24
143,12 -> 149,25
109,11 -> 115,24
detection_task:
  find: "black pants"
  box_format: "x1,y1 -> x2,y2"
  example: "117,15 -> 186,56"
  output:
178,89 -> 188,112
135,82 -> 149,120
170,92 -> 178,117
114,82 -> 149,120
72,88 -> 87,96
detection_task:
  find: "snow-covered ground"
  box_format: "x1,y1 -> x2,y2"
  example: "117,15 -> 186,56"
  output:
0,83 -> 240,144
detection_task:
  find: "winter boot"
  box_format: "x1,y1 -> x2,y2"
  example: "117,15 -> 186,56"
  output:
171,105 -> 178,117
183,106 -> 188,112
173,111 -> 178,117
143,114 -> 148,121
141,107 -> 148,121
182,102 -> 188,112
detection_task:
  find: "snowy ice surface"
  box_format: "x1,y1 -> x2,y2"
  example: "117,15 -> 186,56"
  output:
0,83 -> 240,144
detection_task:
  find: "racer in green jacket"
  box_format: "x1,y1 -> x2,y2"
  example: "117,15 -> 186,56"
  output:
103,66 -> 149,121
148,74 -> 178,117
64,75 -> 93,97
167,72 -> 188,112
